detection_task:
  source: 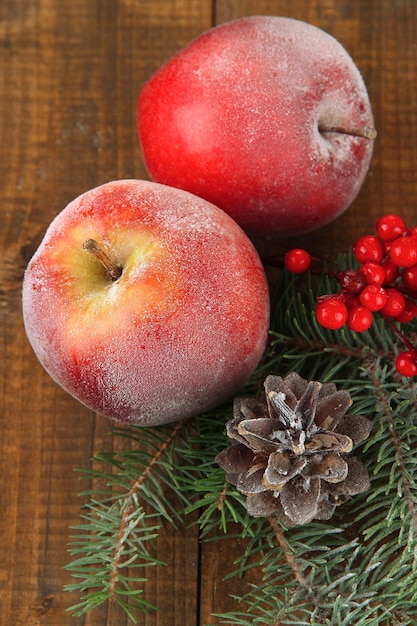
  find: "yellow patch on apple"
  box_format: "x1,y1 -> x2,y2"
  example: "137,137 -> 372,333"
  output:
48,222 -> 184,347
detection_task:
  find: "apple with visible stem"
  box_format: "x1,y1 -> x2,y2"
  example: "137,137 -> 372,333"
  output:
22,179 -> 270,426
138,15 -> 376,238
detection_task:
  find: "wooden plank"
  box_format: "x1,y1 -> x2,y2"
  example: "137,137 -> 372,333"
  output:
1,0 -> 417,625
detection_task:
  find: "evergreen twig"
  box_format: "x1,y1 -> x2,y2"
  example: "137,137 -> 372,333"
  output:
65,258 -> 417,625
370,367 -> 417,531
65,419 -> 198,619
268,517 -> 313,594
108,420 -> 187,595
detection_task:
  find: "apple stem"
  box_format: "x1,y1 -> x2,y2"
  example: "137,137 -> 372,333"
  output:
319,124 -> 377,140
83,238 -> 122,281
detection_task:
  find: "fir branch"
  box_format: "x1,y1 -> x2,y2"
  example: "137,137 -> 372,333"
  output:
65,254 -> 417,625
267,517 -> 312,594
207,265 -> 417,625
369,366 -> 417,532
65,419 -> 198,619
108,419 -> 187,595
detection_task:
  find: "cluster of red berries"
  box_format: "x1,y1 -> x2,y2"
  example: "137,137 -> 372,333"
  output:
284,214 -> 417,377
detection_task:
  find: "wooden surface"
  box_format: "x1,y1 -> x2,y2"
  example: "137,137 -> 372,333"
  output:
1,0 -> 417,624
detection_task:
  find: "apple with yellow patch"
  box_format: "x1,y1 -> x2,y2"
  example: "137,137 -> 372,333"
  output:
22,180 -> 270,425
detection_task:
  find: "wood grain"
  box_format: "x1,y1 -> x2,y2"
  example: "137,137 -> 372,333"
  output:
1,1 -> 416,624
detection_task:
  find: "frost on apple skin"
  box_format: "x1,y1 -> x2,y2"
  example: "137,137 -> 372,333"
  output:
138,15 -> 376,237
22,179 -> 270,426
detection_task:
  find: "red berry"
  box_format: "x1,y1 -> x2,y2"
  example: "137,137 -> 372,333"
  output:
395,350 -> 417,377
396,298 -> 416,323
359,261 -> 385,285
376,214 -> 407,241
402,264 -> 417,291
390,236 -> 417,268
347,305 -> 373,332
343,294 -> 361,309
359,284 -> 387,311
353,235 -> 385,263
284,248 -> 311,274
339,269 -> 367,294
381,256 -> 399,284
379,288 -> 406,318
316,297 -> 348,330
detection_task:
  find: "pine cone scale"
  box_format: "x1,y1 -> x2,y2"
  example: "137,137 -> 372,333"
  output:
237,418 -> 287,454
315,390 -> 352,428
280,476 -> 321,526
305,431 -> 353,453
307,453 -> 348,483
263,451 -> 307,490
237,466 -> 269,495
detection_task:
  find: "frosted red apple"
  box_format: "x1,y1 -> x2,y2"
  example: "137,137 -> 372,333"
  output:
138,16 -> 376,237
22,180 -> 270,426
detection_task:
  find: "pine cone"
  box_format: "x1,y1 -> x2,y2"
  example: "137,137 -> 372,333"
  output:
216,372 -> 372,527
